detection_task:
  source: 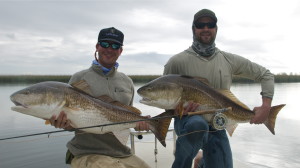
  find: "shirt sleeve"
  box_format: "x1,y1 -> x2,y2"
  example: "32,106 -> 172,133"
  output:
224,52 -> 275,98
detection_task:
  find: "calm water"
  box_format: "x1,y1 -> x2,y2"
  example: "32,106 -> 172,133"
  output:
0,83 -> 299,168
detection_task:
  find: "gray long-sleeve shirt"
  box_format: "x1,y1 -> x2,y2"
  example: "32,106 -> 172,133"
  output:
67,63 -> 135,157
164,47 -> 274,98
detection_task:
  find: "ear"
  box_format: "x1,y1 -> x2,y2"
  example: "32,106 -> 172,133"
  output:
119,47 -> 123,54
96,43 -> 100,50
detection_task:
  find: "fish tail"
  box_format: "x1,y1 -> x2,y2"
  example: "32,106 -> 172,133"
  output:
148,111 -> 173,147
264,104 -> 286,135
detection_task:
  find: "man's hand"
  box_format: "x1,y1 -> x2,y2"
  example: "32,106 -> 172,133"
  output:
49,111 -> 72,130
250,97 -> 272,124
134,115 -> 150,131
175,101 -> 200,116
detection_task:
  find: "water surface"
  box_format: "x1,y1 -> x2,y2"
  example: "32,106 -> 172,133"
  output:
0,83 -> 299,168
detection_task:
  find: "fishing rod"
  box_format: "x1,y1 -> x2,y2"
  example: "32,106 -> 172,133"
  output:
0,114 -> 176,141
0,107 -> 231,141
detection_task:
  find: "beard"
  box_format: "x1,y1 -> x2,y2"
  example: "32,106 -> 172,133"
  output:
198,31 -> 216,45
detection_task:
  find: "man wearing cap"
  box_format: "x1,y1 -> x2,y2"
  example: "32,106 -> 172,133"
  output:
164,9 -> 274,168
49,27 -> 150,168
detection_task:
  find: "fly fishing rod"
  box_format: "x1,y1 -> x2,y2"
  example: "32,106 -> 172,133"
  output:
0,107 -> 231,141
0,114 -> 175,141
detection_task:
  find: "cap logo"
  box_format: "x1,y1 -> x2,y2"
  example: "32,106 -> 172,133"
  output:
105,32 -> 119,37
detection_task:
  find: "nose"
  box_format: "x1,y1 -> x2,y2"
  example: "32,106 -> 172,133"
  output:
202,25 -> 210,30
105,46 -> 115,51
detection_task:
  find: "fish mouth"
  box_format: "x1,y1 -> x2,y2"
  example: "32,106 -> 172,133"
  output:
11,100 -> 28,108
139,97 -> 157,105
139,97 -> 152,103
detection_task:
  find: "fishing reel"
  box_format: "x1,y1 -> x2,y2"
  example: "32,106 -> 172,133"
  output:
211,112 -> 228,130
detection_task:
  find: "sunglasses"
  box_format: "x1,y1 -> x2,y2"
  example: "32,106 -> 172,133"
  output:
99,41 -> 121,50
194,22 -> 216,29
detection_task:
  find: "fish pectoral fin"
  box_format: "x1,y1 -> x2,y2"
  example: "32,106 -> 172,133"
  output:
113,129 -> 130,145
226,124 -> 238,137
57,100 -> 67,109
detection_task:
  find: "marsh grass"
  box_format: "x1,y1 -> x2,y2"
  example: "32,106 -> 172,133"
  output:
0,74 -> 299,84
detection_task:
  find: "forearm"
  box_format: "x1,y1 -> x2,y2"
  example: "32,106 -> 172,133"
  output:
262,96 -> 272,107
260,71 -> 274,99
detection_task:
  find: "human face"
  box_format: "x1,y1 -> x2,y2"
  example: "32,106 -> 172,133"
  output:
193,16 -> 217,45
96,41 -> 123,68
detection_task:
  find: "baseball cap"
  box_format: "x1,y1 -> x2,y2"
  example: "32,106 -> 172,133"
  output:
193,9 -> 218,23
98,27 -> 124,45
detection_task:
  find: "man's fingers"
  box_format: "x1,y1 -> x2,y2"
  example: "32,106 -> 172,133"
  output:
48,111 -> 69,128
60,113 -> 68,128
135,121 -> 150,131
184,102 -> 200,113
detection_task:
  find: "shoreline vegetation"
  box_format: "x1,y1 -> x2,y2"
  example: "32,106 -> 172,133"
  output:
0,74 -> 299,84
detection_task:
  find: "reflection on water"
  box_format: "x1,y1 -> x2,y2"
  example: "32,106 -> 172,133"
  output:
0,83 -> 300,168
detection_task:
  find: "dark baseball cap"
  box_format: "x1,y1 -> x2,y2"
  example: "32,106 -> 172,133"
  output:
193,9 -> 218,23
98,27 -> 124,45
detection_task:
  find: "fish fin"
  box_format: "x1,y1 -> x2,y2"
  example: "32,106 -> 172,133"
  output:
71,80 -> 93,95
98,95 -> 142,114
192,76 -> 211,86
218,89 -> 250,110
264,104 -> 285,135
226,124 -> 238,136
181,75 -> 211,86
57,100 -> 67,109
113,129 -> 130,145
45,120 -> 51,125
148,111 -> 173,147
176,101 -> 184,119
97,95 -> 115,102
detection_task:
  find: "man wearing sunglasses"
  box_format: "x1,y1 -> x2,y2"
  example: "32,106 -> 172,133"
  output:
164,9 -> 274,168
49,27 -> 150,168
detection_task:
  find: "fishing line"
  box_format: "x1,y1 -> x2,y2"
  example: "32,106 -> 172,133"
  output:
1,132 -> 75,144
0,114 -> 176,141
176,129 -> 218,138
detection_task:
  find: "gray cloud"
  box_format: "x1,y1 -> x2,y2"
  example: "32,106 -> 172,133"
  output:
0,0 -> 299,75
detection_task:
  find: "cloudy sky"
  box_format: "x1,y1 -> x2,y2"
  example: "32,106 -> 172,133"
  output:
0,0 -> 299,75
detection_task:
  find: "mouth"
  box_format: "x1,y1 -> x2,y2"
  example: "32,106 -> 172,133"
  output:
11,100 -> 28,108
139,97 -> 152,103
139,96 -> 157,105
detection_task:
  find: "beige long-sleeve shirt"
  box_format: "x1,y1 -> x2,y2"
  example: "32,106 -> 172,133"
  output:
164,47 -> 274,98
